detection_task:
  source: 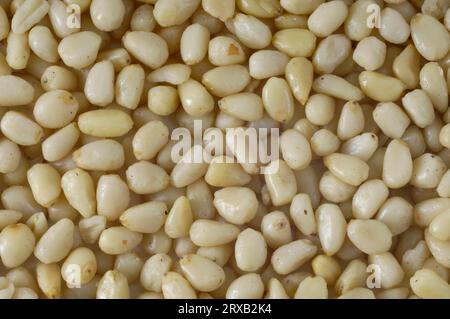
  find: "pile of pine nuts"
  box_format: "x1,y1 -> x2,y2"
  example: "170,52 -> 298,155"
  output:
0,0 -> 450,299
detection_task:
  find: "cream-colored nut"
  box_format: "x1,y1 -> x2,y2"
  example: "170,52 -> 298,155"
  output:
411,13 -> 450,61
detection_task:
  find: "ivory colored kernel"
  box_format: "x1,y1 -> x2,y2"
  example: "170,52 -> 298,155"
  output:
36,263 -> 61,299
337,101 -> 364,141
27,163 -> 61,207
373,102 -> 410,139
41,65 -> 78,92
126,161 -> 169,195
0,138 -> 21,174
122,31 -> 169,69
170,146 -> 209,188
347,219 -> 392,255
153,0 -> 200,27
410,153 -> 446,189
61,247 -> 97,286
437,170 -> 450,197
285,57 -> 313,105
116,64 -> 145,110
0,111 -> 44,146
420,62 -> 449,114
208,36 -> 246,66
290,193 -> 317,236
249,50 -> 289,80
0,223 -> 35,268
344,0 -> 376,41
161,272 -> 197,299
202,0 -> 235,21
42,123 -> 79,162
226,273 -> 264,299
425,229 -> 450,268
411,13 -> 450,61
369,253 -> 404,289
202,65 -> 251,98
271,239 -> 317,275
312,74 -> 364,101
90,0 -> 125,32
324,153 -> 369,186
338,288 -> 375,299
295,276 -> 328,299
0,210 -> 23,231
28,25 -> 59,63
319,170 -> 356,203
235,228 -> 267,272
61,168 -> 96,218
353,36 -> 387,71
180,23 -> 210,65
180,254 -> 225,292
262,77 -> 294,123
140,253 -> 172,293
379,7 -> 410,44
410,269 -> 450,299
34,218 -> 74,264
233,13 -> 271,50
164,196 -> 193,238
261,211 -> 293,249
273,28 -> 316,58
307,1 -> 348,37
359,71 -> 406,102
6,31 -> 30,70
73,139 -> 124,171
352,179 -> 389,219
218,93 -> 263,121
97,270 -> 130,299
280,129 -> 311,170
178,79 -> 214,117
264,160 -> 297,206
120,201 -> 168,234
311,255 -> 341,286
383,139 -> 413,189
205,156 -> 251,187
0,76 -> 33,107
316,203 -> 346,256
393,44 -> 420,89
33,90 -> 78,129
99,227 -> 143,255
148,64 -> 191,85
313,34 -> 351,74
57,32 -> 102,69
402,89 -> 435,128
84,61 -> 115,107
376,197 -> 413,236
189,219 -> 240,247
429,210 -> 450,241
79,215 -> 107,244
133,120 -> 169,161
78,110 -> 133,138
214,187 -> 258,225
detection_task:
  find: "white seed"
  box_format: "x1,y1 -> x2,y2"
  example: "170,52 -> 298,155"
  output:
99,227 -> 143,255
0,223 -> 35,268
120,201 -> 168,234
61,168 -> 96,218
214,187 -> 258,225
271,239 -> 317,275
34,218 -> 74,264
97,270 -> 130,299
226,273 -> 264,299
235,228 -> 267,272
180,254 -> 225,292
347,219 -> 392,255
316,204 -> 347,256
